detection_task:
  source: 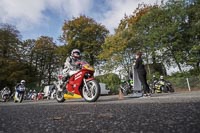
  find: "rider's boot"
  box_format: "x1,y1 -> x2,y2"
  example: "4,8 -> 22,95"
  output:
62,82 -> 68,92
61,74 -> 70,93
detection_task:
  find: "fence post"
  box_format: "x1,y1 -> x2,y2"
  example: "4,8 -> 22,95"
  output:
186,78 -> 191,91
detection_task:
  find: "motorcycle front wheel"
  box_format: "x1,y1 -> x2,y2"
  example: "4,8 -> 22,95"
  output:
168,86 -> 175,92
19,93 -> 24,103
56,90 -> 65,103
161,86 -> 168,93
82,80 -> 100,102
2,96 -> 7,102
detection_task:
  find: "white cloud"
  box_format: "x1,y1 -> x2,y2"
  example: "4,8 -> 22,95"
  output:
0,0 -> 93,31
0,0 -> 162,40
47,0 -> 93,18
0,0 -> 47,30
98,0 -> 161,34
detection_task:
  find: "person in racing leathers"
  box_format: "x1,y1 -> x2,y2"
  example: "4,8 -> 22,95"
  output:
14,80 -> 26,101
61,49 -> 82,89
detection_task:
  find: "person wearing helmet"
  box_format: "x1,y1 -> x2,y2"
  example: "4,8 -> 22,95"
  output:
14,80 -> 26,101
61,49 -> 82,89
159,75 -> 166,82
152,75 -> 159,83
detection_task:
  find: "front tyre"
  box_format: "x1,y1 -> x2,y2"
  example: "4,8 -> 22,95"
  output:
19,93 -> 24,103
82,80 -> 100,102
56,91 -> 65,103
168,86 -> 175,93
2,96 -> 6,102
120,83 -> 129,96
161,86 -> 168,93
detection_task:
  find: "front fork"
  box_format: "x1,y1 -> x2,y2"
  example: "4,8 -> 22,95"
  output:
83,78 -> 90,92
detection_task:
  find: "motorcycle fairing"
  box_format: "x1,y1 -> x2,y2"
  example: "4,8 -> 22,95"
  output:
66,68 -> 94,95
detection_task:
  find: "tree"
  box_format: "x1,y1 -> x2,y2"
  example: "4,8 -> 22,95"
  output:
0,23 -> 24,88
132,1 -> 191,73
99,4 -> 155,76
0,24 -> 22,61
185,0 -> 200,72
61,15 -> 109,65
32,36 -> 58,85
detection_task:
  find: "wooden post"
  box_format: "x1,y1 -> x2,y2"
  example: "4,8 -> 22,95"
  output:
186,78 -> 191,91
118,88 -> 124,100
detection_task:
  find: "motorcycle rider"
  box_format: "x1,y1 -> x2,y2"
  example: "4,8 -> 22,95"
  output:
14,80 -> 26,101
159,75 -> 166,82
61,49 -> 82,89
152,75 -> 159,85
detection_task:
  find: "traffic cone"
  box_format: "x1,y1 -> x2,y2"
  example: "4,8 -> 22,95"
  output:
118,88 -> 124,100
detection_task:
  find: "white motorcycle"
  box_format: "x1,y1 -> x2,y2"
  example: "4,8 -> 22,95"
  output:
1,87 -> 11,102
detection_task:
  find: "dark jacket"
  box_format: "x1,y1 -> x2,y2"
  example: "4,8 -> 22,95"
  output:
134,57 -> 146,73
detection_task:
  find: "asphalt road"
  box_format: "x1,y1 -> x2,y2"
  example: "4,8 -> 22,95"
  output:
0,91 -> 200,133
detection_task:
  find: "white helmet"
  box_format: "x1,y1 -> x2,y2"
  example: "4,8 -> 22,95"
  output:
21,80 -> 26,84
71,49 -> 81,59
160,76 -> 164,80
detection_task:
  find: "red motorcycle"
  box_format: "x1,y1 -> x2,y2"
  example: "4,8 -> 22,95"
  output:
55,61 -> 101,102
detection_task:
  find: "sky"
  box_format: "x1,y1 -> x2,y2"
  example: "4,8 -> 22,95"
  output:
0,0 -> 162,43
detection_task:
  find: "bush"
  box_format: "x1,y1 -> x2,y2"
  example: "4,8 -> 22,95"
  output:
95,73 -> 121,94
166,72 -> 200,90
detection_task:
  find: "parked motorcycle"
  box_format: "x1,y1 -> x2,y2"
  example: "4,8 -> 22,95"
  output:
165,81 -> 175,93
37,91 -> 44,100
149,78 -> 159,93
31,90 -> 38,100
154,79 -> 175,93
47,87 -> 56,100
1,87 -> 11,102
56,61 -> 101,102
120,79 -> 134,96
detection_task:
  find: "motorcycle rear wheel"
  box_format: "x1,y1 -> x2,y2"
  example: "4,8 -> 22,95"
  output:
82,80 -> 100,102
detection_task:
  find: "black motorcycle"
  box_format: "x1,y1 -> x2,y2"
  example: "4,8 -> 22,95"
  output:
154,80 -> 175,93
120,79 -> 134,96
165,81 -> 175,93
149,78 -> 159,94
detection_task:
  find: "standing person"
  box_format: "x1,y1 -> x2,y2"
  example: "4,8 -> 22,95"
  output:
134,52 -> 151,97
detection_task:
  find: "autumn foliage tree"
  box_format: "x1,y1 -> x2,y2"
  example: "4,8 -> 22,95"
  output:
61,15 -> 109,65
99,4 -> 155,76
